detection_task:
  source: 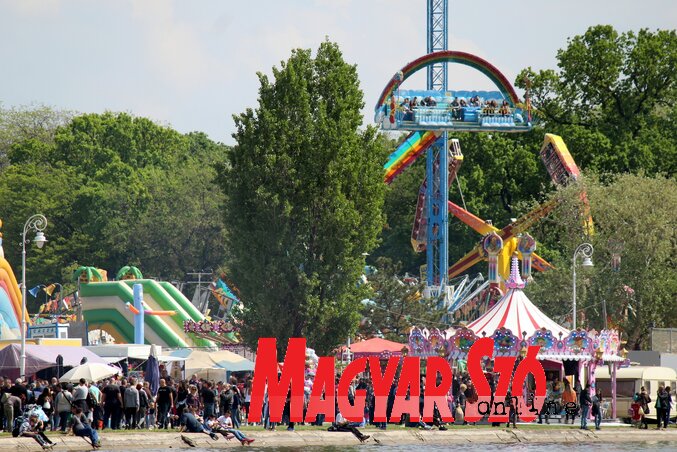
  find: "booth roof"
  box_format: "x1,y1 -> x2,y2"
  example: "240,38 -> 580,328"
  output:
349,337 -> 408,355
86,344 -> 184,362
170,349 -> 254,373
0,344 -> 108,379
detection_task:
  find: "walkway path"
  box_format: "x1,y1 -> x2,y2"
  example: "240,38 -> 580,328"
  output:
2,428 -> 677,450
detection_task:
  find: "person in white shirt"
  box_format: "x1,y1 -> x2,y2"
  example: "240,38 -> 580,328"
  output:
327,412 -> 370,443
207,414 -> 254,445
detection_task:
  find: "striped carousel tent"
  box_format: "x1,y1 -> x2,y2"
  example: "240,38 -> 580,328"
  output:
467,258 -> 569,340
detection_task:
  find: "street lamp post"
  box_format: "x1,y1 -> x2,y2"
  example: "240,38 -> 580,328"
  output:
20,214 -> 48,379
572,242 -> 594,330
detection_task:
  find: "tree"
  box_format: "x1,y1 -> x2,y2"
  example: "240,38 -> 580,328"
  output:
524,173 -> 677,350
359,257 -> 446,344
217,40 -> 387,355
516,26 -> 677,175
0,111 -> 228,299
0,104 -> 72,170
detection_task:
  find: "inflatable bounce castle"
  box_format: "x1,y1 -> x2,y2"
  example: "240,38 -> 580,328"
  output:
0,219 -> 24,339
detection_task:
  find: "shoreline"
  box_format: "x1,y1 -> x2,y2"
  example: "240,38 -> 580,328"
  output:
2,428 -> 677,450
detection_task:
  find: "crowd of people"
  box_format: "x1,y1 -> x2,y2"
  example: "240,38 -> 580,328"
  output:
1,367 -> 674,448
0,370 -> 256,449
394,95 -> 512,122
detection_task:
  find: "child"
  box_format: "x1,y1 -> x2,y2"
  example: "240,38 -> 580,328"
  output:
630,394 -> 643,429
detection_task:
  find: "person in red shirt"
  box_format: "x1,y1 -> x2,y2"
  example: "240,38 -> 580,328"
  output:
630,395 -> 643,428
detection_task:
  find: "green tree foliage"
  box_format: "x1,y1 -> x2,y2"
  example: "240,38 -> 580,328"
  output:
0,111 -> 227,309
517,25 -> 677,175
524,173 -> 677,349
359,257 -> 446,344
217,41 -> 387,355
0,104 -> 72,170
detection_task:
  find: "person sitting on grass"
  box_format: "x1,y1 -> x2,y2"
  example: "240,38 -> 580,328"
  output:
20,413 -> 54,450
327,412 -> 370,443
175,407 -> 219,440
71,406 -> 101,449
207,414 -> 255,445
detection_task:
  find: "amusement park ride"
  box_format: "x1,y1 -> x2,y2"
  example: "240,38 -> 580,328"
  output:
374,1 -> 585,320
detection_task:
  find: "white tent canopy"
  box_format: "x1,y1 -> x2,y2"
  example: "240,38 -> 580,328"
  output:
170,349 -> 254,381
467,259 -> 570,340
86,344 -> 185,362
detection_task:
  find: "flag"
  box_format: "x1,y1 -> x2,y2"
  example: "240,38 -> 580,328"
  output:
28,285 -> 42,298
43,284 -> 56,296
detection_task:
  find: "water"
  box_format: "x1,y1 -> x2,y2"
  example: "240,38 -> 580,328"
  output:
99,443 -> 677,452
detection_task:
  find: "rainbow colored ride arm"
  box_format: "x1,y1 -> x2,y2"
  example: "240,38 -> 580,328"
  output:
384,131 -> 440,184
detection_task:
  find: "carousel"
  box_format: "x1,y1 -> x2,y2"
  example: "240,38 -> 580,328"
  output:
409,233 -> 628,419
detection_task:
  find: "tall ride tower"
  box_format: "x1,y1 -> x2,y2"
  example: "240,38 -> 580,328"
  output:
425,0 -> 449,297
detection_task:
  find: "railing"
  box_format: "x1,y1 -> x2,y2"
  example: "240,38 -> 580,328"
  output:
388,104 -> 523,127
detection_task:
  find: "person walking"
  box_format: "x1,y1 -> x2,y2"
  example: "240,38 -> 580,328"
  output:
657,386 -> 671,429
122,379 -> 140,429
592,389 -> 603,430
55,385 -> 73,433
156,379 -> 173,429
656,386 -> 667,430
73,379 -> 90,417
201,381 -> 216,419
137,383 -> 149,429
101,379 -> 122,430
88,382 -> 103,429
639,386 -> 651,429
231,385 -> 242,429
579,384 -> 592,430
37,387 -> 54,431
664,387 -> 672,429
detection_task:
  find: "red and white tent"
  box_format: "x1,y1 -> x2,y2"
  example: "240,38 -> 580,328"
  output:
467,260 -> 569,339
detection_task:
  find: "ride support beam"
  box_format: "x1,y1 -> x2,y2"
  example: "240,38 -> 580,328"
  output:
426,0 -> 448,91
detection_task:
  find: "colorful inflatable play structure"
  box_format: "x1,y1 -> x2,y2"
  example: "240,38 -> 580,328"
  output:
0,220 -> 24,339
79,274 -> 219,348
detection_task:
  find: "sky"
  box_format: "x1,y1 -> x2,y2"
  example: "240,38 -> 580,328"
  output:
1,0 -> 675,144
